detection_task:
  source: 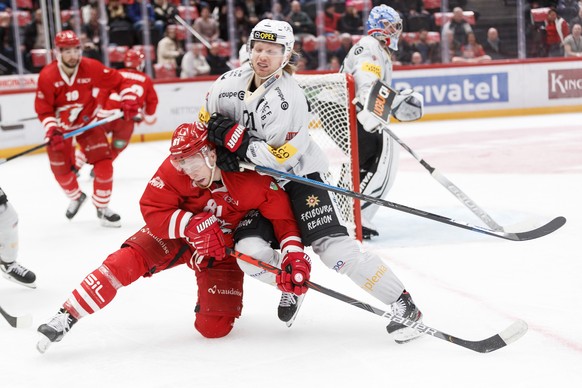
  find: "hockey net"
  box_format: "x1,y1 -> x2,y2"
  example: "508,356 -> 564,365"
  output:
295,73 -> 362,240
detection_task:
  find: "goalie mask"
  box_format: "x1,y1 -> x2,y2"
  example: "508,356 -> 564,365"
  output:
367,5 -> 402,51
247,19 -> 294,79
169,122 -> 217,187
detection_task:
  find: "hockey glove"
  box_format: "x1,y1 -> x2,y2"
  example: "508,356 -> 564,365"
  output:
45,127 -> 65,152
216,146 -> 240,172
276,252 -> 312,296
356,109 -> 383,133
207,112 -> 250,159
184,212 -> 226,260
391,89 -> 424,122
121,99 -> 140,121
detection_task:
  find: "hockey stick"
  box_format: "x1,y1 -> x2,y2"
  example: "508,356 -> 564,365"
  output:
0,304 -> 32,329
239,161 -> 565,241
227,248 -> 528,353
0,111 -> 124,166
356,79 -> 504,231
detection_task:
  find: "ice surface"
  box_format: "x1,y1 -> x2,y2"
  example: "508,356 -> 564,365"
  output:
0,113 -> 581,387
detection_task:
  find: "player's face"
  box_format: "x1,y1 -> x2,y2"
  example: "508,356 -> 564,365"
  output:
171,150 -> 216,187
59,47 -> 81,69
251,41 -> 285,78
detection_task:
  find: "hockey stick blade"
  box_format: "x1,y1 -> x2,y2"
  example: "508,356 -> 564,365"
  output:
0,305 -> 32,328
239,162 -> 566,241
227,249 -> 527,353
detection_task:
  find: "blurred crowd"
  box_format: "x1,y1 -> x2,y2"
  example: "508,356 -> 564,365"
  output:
0,0 -> 581,78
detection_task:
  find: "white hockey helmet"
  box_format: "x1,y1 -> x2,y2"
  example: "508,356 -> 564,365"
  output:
367,5 -> 402,51
248,19 -> 294,66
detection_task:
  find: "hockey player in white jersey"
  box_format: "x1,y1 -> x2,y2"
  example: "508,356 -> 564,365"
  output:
341,5 -> 424,239
201,19 -> 423,343
0,186 -> 37,288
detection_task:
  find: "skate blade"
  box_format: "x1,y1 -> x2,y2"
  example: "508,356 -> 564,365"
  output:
100,219 -> 121,228
392,327 -> 425,344
36,335 -> 52,354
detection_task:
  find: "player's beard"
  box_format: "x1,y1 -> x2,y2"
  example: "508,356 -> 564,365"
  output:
62,57 -> 80,70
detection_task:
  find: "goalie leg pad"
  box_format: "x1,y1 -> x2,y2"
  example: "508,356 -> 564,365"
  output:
0,202 -> 19,262
194,260 -> 244,338
359,131 -> 400,222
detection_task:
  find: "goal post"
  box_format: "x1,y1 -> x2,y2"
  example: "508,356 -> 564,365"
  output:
295,72 -> 362,240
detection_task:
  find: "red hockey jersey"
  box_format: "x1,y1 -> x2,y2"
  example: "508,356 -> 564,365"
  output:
97,68 -> 158,119
140,157 -> 303,253
35,57 -> 135,133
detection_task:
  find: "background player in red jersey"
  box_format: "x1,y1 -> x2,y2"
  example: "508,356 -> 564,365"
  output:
36,122 -> 311,353
34,30 -> 140,227
97,48 -> 159,161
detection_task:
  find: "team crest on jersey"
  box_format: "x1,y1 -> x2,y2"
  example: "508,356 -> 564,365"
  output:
148,176 -> 165,189
305,195 -> 320,208
269,182 -> 279,191
354,46 -> 364,55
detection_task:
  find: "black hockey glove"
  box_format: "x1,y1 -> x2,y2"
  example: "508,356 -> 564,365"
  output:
207,112 -> 250,159
215,146 -> 241,172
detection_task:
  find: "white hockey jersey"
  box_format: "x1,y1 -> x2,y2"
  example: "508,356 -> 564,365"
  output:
340,35 -> 394,106
203,64 -> 328,177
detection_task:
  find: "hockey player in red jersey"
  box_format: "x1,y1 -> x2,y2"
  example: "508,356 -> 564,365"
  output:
36,122 -> 311,353
97,48 -> 159,161
34,30 -> 141,227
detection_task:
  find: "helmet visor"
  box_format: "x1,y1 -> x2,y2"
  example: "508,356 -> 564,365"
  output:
170,152 -> 207,176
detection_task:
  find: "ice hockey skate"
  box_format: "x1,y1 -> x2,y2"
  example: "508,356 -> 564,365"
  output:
0,260 -> 36,288
278,292 -> 305,327
386,290 -> 424,344
361,217 -> 379,240
37,309 -> 78,354
97,207 -> 121,228
65,192 -> 87,219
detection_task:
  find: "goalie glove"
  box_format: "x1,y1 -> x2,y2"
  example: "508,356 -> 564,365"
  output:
356,108 -> 383,133
276,252 -> 311,296
207,112 -> 250,159
391,89 -> 424,122
184,212 -> 226,260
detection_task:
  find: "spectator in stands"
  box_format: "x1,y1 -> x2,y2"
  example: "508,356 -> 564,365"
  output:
563,22 -> 582,56
157,24 -> 183,74
410,51 -> 423,65
0,9 -> 15,75
233,5 -> 252,50
412,28 -> 440,63
316,2 -> 341,35
452,31 -> 492,63
287,1 -> 315,36
443,29 -> 462,62
206,41 -> 231,75
181,42 -> 211,78
24,9 -> 47,61
293,37 -> 317,70
557,0 -> 580,23
328,55 -> 341,71
404,0 -> 433,32
544,7 -> 570,56
568,6 -> 582,31
241,0 -> 268,27
193,2 -> 220,44
80,32 -> 101,62
442,7 -> 473,46
81,0 -> 98,25
107,0 -> 134,47
483,27 -> 511,60
338,0 -> 363,35
82,7 -> 101,52
263,1 -> 286,21
333,32 -> 353,64
127,0 -> 165,43
153,0 -> 178,28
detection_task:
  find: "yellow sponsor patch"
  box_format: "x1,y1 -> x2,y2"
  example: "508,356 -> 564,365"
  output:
268,142 -> 297,163
361,62 -> 381,78
198,106 -> 210,123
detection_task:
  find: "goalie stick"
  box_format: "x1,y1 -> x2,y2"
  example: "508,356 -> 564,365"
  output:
227,248 -> 528,353
0,304 -> 32,329
239,162 -> 565,241
357,79 -> 504,232
0,111 -> 123,166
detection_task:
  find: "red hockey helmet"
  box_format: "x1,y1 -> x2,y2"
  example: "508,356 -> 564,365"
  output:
124,48 -> 145,71
169,122 -> 212,159
55,30 -> 80,49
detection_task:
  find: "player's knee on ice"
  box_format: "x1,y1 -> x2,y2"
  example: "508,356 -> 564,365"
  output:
194,314 -> 235,338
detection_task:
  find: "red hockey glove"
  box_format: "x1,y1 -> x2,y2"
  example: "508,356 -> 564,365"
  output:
184,212 -> 226,260
276,252 -> 312,296
45,127 -> 65,152
207,112 -> 250,158
121,99 -> 140,121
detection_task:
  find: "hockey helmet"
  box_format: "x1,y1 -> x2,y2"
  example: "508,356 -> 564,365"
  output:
248,19 -> 294,62
169,122 -> 212,160
124,48 -> 145,71
55,30 -> 80,49
367,5 -> 402,51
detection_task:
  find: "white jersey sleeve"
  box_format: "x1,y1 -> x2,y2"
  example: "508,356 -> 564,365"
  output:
204,65 -> 327,177
341,36 -> 394,106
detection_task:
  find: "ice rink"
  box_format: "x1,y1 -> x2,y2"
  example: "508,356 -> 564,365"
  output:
0,112 -> 580,387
